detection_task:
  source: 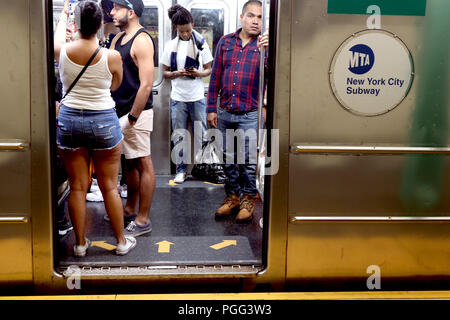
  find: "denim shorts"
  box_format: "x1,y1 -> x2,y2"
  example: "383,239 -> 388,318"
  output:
57,104 -> 123,151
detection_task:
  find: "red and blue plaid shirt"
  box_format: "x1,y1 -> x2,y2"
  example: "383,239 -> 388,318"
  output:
207,29 -> 267,114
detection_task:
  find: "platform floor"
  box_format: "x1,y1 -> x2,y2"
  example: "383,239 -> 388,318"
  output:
57,175 -> 263,269
2,291 -> 450,300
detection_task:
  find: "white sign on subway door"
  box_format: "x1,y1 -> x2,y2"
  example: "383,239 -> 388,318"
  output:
329,29 -> 414,116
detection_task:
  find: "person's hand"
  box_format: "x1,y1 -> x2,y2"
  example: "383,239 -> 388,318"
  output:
66,27 -> 76,42
174,69 -> 190,78
207,112 -> 218,128
63,0 -> 69,15
186,67 -> 201,78
257,30 -> 269,51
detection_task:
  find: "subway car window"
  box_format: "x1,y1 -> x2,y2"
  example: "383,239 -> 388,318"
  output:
139,6 -> 161,84
191,8 -> 224,85
191,8 -> 224,58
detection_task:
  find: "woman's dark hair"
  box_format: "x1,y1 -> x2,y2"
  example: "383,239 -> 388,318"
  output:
168,4 -> 193,26
76,1 -> 103,38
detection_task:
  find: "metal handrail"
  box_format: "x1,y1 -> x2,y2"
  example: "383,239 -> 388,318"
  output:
0,216 -> 29,223
291,145 -> 450,155
0,141 -> 28,151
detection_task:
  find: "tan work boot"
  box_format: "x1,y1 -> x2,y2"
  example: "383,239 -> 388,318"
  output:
236,194 -> 255,222
215,194 -> 240,217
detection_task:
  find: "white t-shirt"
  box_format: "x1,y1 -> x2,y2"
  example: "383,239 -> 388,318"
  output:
161,38 -> 213,102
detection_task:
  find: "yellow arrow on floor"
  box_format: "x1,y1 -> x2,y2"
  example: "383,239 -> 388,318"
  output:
91,241 -> 116,251
156,240 -> 174,253
210,240 -> 237,250
203,181 -> 222,186
168,180 -> 177,186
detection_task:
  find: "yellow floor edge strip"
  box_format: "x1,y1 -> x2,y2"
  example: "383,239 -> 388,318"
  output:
1,291 -> 450,300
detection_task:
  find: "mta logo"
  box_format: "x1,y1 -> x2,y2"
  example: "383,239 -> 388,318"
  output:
348,44 -> 375,75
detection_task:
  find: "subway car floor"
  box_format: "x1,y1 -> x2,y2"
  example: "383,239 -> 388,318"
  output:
57,175 -> 263,269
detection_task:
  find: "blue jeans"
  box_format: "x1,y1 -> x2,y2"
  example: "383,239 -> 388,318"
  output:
217,107 -> 258,196
57,105 -> 123,151
171,99 -> 207,174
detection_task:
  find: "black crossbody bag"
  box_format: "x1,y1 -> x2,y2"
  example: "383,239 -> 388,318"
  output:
62,46 -> 102,99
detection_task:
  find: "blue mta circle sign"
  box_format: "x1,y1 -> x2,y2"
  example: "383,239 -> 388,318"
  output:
348,44 -> 375,75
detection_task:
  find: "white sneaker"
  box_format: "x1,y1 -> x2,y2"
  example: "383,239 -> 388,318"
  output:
174,173 -> 186,184
86,190 -> 103,202
73,238 -> 90,257
116,236 -> 137,255
90,178 -> 100,193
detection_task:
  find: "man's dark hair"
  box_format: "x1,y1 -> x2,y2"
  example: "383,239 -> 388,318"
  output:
242,0 -> 262,14
168,4 -> 193,26
76,1 -> 103,38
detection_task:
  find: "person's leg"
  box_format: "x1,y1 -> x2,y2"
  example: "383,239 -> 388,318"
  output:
217,109 -> 240,196
171,100 -> 189,174
124,158 -> 140,215
134,155 -> 155,226
215,108 -> 241,216
59,147 -> 90,246
235,111 -> 259,221
192,98 -> 208,153
122,111 -> 155,235
237,110 -> 259,197
92,143 -> 126,245
120,154 -> 127,186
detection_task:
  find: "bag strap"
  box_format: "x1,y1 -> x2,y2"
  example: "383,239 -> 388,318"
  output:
62,46 -> 102,99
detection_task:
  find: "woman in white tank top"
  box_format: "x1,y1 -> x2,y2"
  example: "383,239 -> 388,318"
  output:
54,0 -> 136,256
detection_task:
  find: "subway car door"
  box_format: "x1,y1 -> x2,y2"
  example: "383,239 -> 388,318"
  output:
286,0 -> 450,289
0,0 -> 34,286
52,0 -> 268,288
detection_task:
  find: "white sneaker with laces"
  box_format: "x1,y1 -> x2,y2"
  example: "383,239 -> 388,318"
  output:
73,238 -> 90,257
174,173 -> 186,184
116,236 -> 137,255
86,190 -> 104,202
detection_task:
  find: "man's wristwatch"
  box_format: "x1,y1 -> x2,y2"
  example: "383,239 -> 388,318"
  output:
128,113 -> 138,122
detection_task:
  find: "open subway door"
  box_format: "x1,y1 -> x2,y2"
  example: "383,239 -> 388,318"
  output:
49,0 -> 273,291
287,0 -> 450,289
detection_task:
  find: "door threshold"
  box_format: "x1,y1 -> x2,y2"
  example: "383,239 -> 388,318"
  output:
60,264 -> 262,279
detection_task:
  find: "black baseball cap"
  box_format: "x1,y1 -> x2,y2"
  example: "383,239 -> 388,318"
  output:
109,0 -> 144,17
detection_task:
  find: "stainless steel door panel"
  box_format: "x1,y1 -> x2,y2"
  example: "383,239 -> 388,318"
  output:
289,154 -> 450,215
0,153 -> 30,214
286,222 -> 450,280
287,0 -> 450,284
143,0 -> 174,174
152,81 -> 172,173
0,224 -> 33,282
289,0 -> 448,146
0,0 -> 32,284
0,1 -> 30,140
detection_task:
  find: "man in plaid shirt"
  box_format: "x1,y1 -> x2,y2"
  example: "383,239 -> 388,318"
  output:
207,0 -> 268,222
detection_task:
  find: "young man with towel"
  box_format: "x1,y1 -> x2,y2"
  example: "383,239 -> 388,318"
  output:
161,5 -> 213,184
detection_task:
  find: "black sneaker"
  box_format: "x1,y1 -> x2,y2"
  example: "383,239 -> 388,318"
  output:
57,218 -> 73,236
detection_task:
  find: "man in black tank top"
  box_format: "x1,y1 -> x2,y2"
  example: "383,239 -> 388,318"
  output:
109,0 -> 156,236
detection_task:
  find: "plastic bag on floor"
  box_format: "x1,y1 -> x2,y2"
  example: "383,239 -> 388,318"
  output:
191,139 -> 227,184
